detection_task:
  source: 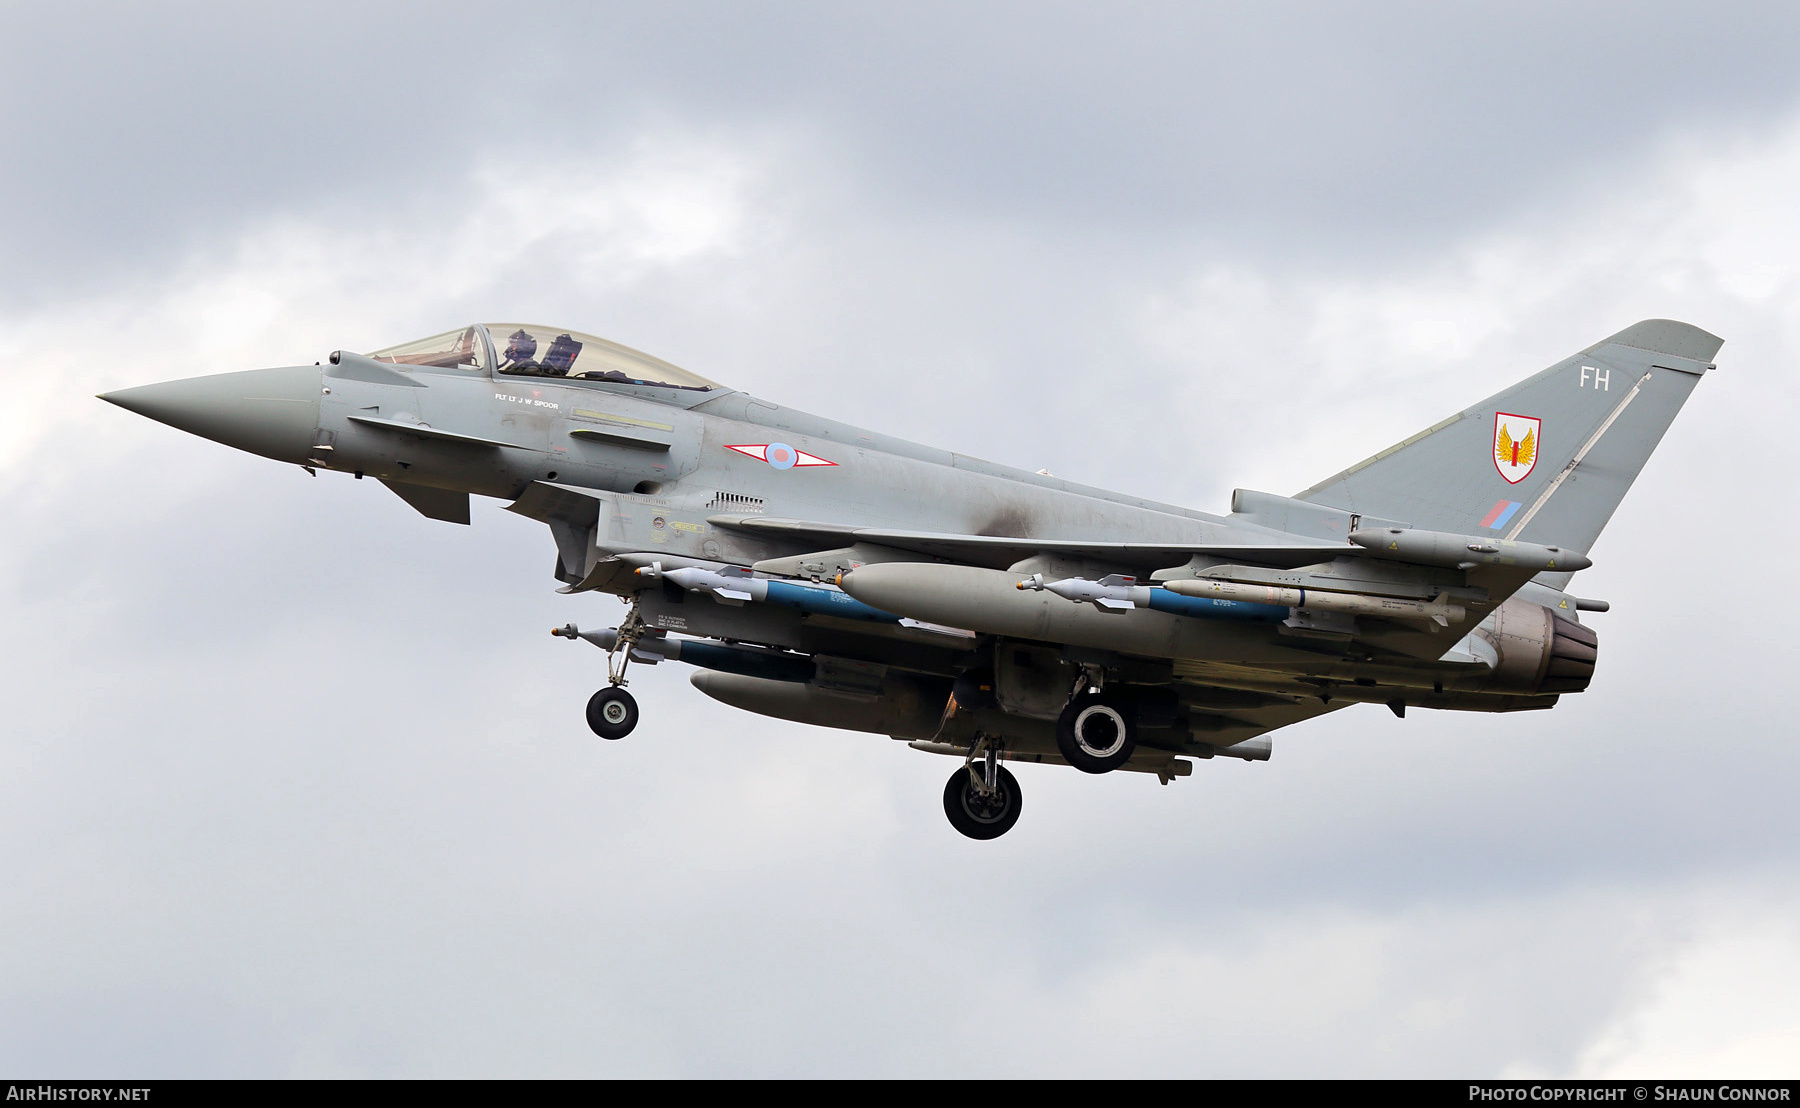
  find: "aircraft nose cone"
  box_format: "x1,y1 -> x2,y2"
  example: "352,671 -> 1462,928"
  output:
100,364 -> 323,464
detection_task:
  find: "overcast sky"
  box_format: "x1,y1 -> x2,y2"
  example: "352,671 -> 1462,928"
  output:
4,2 -> 1800,1078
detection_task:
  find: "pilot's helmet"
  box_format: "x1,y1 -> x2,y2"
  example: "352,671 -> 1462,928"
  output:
504,329 -> 538,363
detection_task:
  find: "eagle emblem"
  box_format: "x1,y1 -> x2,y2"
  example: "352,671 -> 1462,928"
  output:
1492,412 -> 1541,484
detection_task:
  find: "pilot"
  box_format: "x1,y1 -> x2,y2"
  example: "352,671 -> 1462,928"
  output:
502,329 -> 539,373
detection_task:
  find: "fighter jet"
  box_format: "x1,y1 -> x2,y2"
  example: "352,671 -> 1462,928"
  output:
99,319 -> 1719,838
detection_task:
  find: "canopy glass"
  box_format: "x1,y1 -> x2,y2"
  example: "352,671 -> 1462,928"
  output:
367,324 -> 720,392
488,323 -> 718,390
366,325 -> 487,371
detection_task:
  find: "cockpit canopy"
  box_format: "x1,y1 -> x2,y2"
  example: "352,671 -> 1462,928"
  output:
366,324 -> 720,392
367,325 -> 488,371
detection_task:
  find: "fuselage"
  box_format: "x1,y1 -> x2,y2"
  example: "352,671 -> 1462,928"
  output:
99,326 -> 1599,722
156,353 -> 1292,563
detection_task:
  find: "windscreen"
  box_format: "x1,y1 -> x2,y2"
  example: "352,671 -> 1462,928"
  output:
366,326 -> 488,371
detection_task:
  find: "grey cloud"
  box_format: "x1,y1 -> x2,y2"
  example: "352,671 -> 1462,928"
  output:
10,2 -> 1800,308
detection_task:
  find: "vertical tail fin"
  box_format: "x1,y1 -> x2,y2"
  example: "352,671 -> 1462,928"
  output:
1296,320 -> 1720,557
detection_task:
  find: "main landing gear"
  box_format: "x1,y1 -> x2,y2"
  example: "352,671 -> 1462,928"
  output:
944,742 -> 1022,840
1055,688 -> 1137,774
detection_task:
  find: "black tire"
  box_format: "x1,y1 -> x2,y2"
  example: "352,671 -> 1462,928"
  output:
942,763 -> 1023,840
586,686 -> 639,740
1055,691 -> 1135,773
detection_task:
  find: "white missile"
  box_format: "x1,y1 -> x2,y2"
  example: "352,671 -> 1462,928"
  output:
1017,572 -> 1141,611
638,562 -> 900,621
636,562 -> 759,602
1017,572 -> 1289,621
1162,578 -> 1465,627
1016,572 -> 1466,628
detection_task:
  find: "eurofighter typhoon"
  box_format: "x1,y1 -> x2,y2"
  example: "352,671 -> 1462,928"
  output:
100,319 -> 1719,838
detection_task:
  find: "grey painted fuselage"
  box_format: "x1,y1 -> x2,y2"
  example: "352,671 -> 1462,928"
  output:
98,317 -> 1719,794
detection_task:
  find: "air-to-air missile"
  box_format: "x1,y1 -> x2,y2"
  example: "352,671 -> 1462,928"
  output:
635,563 -> 900,622
1017,572 -> 1468,629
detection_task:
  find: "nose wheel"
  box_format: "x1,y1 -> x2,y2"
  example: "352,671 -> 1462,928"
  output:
586,686 -> 639,740
554,612 -> 649,741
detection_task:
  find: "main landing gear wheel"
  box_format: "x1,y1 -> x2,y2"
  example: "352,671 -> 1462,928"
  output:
586,686 -> 639,740
943,763 -> 1023,840
1056,691 -> 1136,774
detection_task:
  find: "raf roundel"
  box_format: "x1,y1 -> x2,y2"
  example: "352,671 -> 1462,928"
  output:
724,443 -> 838,469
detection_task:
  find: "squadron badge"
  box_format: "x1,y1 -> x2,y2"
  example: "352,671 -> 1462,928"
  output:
1492,412 -> 1540,484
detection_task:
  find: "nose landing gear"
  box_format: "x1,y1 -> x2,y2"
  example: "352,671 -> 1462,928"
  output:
554,608 -> 648,740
